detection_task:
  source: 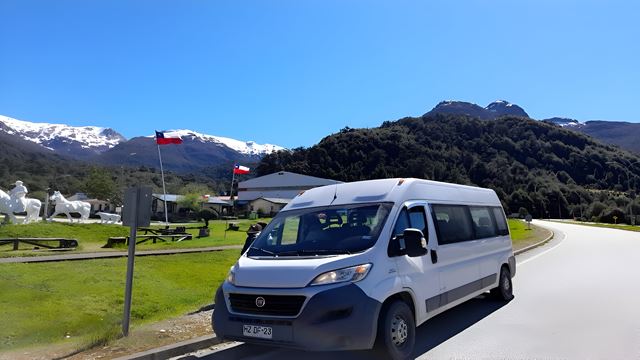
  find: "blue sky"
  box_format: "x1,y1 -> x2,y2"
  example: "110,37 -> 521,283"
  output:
1,0 -> 639,148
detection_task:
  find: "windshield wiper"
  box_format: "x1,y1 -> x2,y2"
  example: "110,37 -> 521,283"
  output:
249,247 -> 276,256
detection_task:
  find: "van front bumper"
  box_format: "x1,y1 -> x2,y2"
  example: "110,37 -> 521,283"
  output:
212,283 -> 382,351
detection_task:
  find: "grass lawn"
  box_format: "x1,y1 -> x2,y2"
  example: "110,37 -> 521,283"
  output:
0,218 -> 553,355
508,218 -> 552,250
0,218 -> 268,257
0,250 -> 238,352
550,220 -> 640,232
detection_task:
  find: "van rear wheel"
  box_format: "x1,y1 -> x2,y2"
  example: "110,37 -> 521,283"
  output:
491,266 -> 514,301
376,300 -> 415,360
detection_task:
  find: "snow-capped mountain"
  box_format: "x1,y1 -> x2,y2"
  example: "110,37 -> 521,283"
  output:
0,114 -> 125,158
0,115 -> 286,170
151,129 -> 284,156
98,130 -> 285,172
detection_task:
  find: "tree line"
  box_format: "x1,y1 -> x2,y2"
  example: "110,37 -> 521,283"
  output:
257,114 -> 640,223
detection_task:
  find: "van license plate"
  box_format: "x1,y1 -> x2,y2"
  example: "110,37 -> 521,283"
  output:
243,325 -> 273,339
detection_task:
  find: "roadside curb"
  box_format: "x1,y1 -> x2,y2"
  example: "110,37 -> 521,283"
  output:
113,334 -> 221,360
514,227 -> 554,256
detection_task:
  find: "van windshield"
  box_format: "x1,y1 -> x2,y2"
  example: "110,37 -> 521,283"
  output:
247,203 -> 393,257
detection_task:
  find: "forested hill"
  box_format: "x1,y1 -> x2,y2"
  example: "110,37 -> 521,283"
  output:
257,114 -> 640,220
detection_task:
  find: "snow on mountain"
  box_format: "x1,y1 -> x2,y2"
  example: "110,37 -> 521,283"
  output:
0,114 -> 125,151
485,100 -> 529,117
153,129 -> 285,155
542,117 -> 581,127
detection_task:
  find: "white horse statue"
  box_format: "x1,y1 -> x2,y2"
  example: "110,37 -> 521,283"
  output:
0,183 -> 42,224
49,191 -> 91,223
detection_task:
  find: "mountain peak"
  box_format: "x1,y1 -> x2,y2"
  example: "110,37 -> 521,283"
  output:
425,99 -> 529,120
485,100 -> 529,117
0,115 -> 125,157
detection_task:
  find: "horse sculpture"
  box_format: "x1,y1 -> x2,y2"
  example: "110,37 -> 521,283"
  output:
0,188 -> 42,224
49,191 -> 91,223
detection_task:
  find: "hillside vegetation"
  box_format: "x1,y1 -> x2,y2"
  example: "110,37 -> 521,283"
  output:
257,114 -> 640,222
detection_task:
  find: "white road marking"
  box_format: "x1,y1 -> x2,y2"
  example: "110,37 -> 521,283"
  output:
517,231 -> 566,266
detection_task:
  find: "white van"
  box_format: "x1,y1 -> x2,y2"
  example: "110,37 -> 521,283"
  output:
213,178 -> 515,359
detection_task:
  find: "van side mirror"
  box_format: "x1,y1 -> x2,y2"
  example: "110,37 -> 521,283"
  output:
403,228 -> 428,257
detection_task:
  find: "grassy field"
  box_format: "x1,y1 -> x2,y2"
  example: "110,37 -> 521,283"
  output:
0,219 -> 266,257
551,220 -> 640,232
508,219 -> 552,250
0,250 -> 238,352
0,218 -> 552,355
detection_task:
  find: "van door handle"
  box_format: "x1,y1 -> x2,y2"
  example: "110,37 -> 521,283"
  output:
431,250 -> 438,264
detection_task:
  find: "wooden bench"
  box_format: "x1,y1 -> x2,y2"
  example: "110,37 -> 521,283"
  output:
0,238 -> 79,250
104,237 -> 127,248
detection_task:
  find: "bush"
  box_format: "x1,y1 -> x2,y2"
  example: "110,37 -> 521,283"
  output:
518,207 -> 529,218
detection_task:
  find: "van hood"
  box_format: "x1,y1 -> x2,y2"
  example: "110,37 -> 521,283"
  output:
233,253 -> 369,288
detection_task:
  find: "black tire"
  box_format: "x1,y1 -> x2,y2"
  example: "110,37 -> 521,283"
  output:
491,266 -> 514,301
375,300 -> 415,360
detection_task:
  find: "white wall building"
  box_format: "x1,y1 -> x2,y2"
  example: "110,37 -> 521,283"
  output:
237,171 -> 342,202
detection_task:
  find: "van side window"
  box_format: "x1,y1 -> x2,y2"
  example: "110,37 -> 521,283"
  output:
492,207 -> 509,236
431,205 -> 474,244
469,207 -> 498,238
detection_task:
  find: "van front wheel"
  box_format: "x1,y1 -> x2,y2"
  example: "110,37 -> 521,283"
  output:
376,300 -> 415,360
491,267 -> 514,301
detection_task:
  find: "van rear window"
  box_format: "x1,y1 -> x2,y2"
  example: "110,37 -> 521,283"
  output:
432,205 -> 509,244
492,207 -> 509,236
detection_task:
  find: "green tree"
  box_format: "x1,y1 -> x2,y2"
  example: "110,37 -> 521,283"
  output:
177,193 -> 204,213
85,168 -> 116,201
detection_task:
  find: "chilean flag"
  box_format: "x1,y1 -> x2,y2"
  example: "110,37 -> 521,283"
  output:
233,164 -> 250,175
155,131 -> 183,145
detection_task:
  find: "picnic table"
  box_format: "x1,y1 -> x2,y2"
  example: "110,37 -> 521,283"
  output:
104,227 -> 193,248
0,238 -> 78,251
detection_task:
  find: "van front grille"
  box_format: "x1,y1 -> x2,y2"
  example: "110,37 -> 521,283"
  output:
228,293 -> 306,316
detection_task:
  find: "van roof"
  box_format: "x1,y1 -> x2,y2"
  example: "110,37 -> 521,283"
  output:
283,178 -> 501,211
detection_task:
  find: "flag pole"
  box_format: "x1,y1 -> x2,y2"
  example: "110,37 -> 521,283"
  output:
229,164 -> 236,210
157,143 -> 169,226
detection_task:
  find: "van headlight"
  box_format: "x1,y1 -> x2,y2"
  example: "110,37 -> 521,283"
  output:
227,268 -> 236,286
310,264 -> 372,286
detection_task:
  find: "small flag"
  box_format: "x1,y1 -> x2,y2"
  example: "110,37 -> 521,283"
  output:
233,164 -> 250,175
155,131 -> 183,145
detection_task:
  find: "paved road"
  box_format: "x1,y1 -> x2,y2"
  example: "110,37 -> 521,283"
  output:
186,221 -> 640,360
0,245 -> 242,263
